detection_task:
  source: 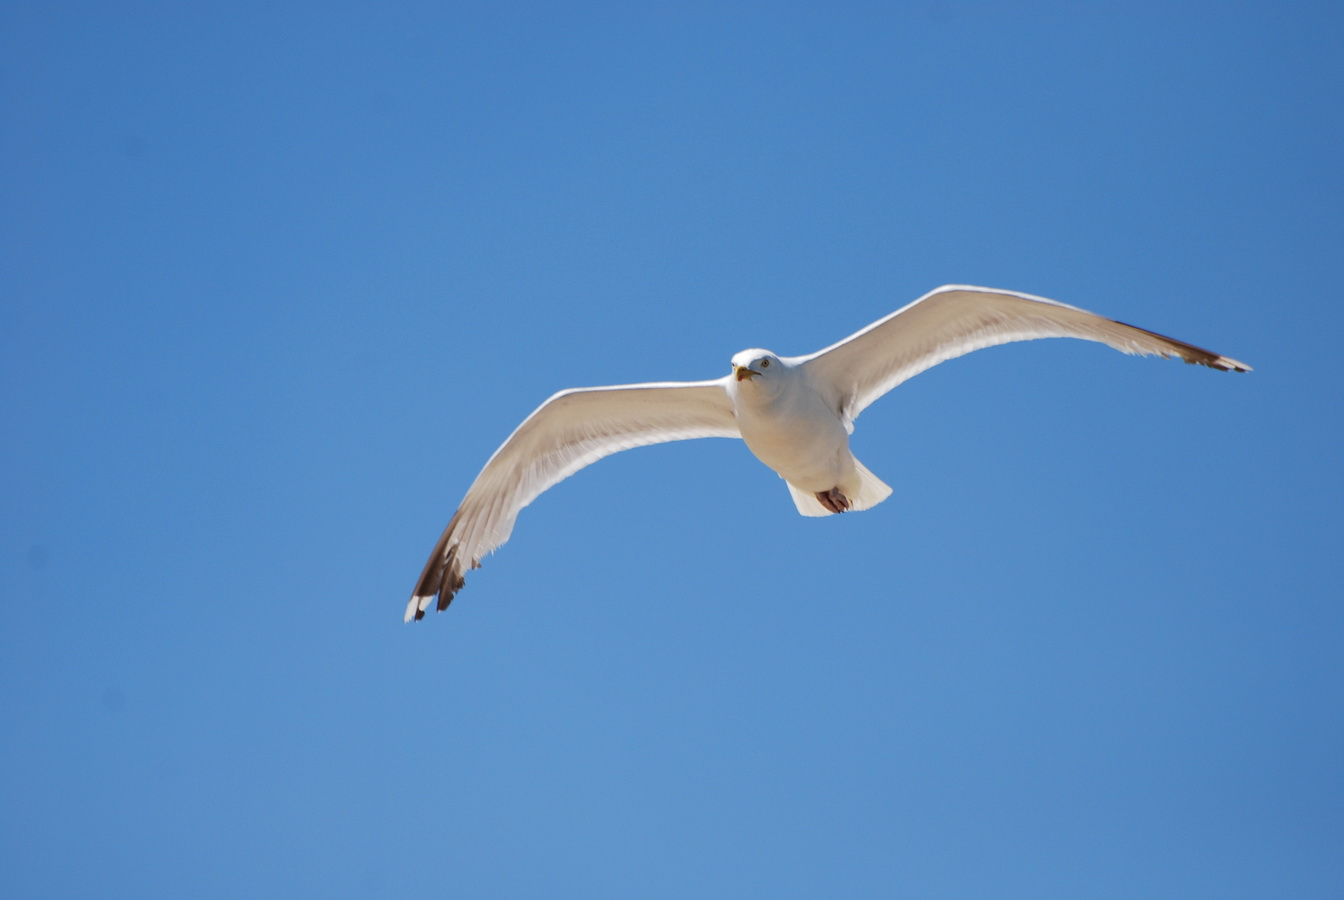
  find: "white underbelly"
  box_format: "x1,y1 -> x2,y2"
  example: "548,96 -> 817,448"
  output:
738,409 -> 853,491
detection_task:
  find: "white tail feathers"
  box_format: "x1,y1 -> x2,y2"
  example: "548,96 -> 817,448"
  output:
785,458 -> 893,517
786,483 -> 834,516
850,458 -> 894,510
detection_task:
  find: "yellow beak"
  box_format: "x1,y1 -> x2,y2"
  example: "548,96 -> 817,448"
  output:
734,365 -> 761,382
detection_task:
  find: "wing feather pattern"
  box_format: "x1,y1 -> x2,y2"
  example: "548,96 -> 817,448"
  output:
798,285 -> 1250,424
407,379 -> 738,621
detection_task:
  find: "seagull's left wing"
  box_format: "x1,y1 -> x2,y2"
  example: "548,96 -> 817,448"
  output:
408,378 -> 738,622
798,285 -> 1250,425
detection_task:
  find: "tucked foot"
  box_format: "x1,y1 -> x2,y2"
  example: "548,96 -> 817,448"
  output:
815,487 -> 851,514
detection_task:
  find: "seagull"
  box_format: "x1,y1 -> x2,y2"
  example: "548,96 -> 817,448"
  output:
407,285 -> 1249,622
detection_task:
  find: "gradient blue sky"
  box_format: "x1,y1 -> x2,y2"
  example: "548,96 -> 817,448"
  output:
3,2 -> 1342,897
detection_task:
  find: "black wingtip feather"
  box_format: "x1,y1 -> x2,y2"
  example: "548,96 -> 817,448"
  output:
1115,320 -> 1251,373
431,544 -> 467,613
408,511 -> 468,623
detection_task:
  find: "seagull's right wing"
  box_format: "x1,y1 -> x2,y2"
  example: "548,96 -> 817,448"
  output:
408,378 -> 738,622
799,285 -> 1250,425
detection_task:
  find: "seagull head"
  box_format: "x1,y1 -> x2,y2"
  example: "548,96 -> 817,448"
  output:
730,349 -> 780,383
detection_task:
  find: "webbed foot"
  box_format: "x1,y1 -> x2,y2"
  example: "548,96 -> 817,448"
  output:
815,487 -> 851,514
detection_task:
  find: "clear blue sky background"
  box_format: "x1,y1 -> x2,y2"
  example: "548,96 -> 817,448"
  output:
3,2 -> 1341,897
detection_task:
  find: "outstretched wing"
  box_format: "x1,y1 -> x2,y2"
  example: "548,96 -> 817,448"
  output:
798,285 -> 1250,424
408,378 -> 739,621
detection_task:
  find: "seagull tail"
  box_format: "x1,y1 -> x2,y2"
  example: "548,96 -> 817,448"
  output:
784,458 -> 893,517
847,457 -> 893,512
786,483 -> 835,517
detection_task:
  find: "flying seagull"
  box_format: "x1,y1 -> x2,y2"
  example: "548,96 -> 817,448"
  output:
407,285 -> 1249,622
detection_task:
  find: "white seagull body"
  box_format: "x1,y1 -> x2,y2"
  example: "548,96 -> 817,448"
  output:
407,285 -> 1249,621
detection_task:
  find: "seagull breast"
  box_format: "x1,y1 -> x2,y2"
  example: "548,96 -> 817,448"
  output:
730,359 -> 853,492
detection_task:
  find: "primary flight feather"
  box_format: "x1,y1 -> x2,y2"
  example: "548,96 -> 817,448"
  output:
407,285 -> 1249,622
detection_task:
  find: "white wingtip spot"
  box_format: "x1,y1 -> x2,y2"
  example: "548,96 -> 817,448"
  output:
404,595 -> 427,623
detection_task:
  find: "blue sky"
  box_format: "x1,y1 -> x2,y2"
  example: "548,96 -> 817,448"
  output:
3,2 -> 1341,897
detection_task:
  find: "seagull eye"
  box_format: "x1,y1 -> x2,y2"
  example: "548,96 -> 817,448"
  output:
760,359 -> 770,368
